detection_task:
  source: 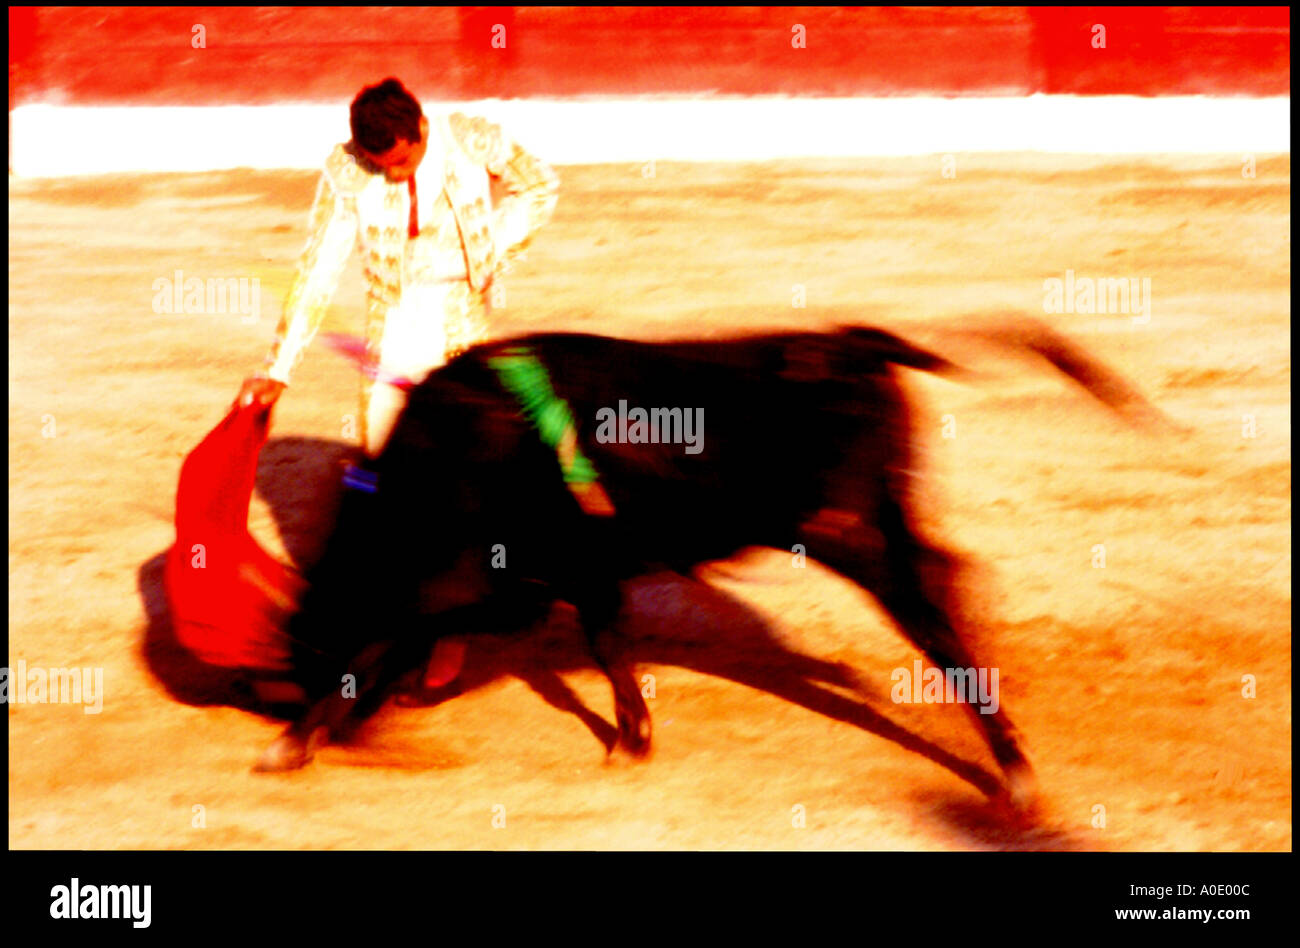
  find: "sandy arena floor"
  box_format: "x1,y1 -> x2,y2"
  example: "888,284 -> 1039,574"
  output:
7,154 -> 1290,849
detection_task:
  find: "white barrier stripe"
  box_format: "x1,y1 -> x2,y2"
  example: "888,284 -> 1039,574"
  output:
11,95 -> 1290,177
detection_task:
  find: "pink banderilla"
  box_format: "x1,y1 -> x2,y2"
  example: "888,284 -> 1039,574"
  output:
321,332 -> 417,390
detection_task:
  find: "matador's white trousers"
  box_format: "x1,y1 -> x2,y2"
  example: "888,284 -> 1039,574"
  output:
359,282 -> 470,684
363,283 -> 451,457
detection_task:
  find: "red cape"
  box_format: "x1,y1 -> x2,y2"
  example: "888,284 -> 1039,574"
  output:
164,402 -> 305,670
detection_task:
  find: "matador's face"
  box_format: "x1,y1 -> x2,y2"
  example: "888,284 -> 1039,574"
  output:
361,115 -> 430,183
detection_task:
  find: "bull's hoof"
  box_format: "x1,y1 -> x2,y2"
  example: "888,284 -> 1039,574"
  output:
617,713 -> 653,758
252,727 -> 327,773
253,734 -> 310,773
997,761 -> 1041,818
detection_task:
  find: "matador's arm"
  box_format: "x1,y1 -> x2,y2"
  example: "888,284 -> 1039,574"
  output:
453,113 -> 560,273
261,160 -> 360,385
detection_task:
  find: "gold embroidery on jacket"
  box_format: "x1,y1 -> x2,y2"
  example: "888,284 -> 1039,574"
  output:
265,118 -> 559,411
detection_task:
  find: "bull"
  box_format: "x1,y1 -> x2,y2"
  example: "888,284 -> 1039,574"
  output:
247,319 -> 1172,808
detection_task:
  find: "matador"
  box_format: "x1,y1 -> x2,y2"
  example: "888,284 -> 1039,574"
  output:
236,77 -> 559,457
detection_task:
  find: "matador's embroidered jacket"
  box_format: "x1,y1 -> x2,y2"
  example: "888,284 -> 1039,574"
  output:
260,112 -> 559,386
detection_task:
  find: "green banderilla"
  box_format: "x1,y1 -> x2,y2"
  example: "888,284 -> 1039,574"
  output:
488,346 -> 600,484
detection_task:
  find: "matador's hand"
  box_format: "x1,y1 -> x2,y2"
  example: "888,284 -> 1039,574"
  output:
235,376 -> 286,410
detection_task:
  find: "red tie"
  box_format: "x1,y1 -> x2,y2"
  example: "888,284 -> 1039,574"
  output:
407,175 -> 419,238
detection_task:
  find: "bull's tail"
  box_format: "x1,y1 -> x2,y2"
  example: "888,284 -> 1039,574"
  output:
850,317 -> 1180,432
965,315 -> 1179,430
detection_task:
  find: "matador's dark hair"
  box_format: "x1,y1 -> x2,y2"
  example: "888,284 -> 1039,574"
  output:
350,78 -> 424,155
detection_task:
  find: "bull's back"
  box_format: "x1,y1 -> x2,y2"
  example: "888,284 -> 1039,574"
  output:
439,331 -> 920,563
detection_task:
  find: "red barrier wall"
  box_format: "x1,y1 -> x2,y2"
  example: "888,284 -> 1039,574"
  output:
9,6 -> 1290,109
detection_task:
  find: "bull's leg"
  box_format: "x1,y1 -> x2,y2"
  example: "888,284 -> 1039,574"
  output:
798,498 -> 1036,808
254,636 -> 417,772
423,637 -> 468,689
573,581 -> 651,756
256,588 -> 557,772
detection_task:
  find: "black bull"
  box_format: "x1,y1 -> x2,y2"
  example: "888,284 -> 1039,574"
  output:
254,322 -> 1172,804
